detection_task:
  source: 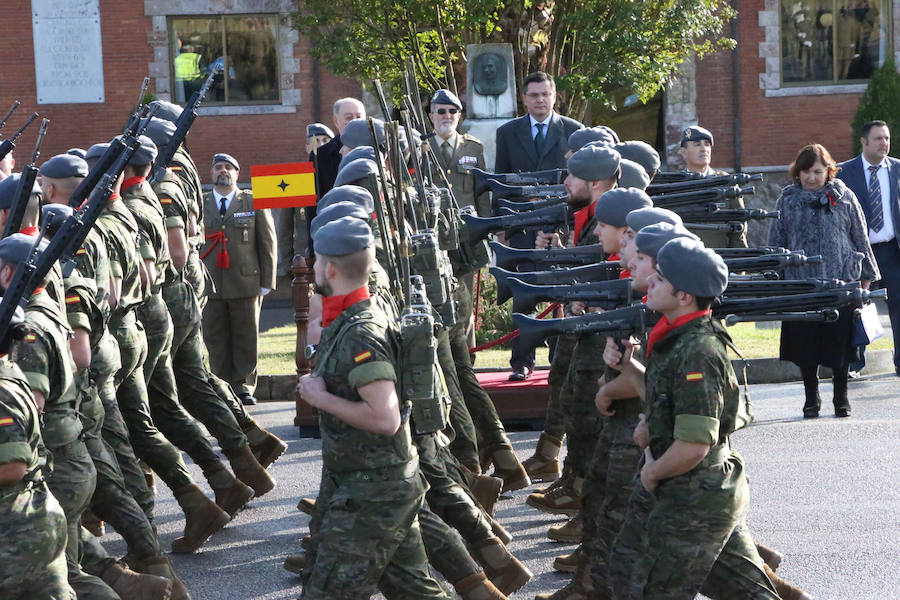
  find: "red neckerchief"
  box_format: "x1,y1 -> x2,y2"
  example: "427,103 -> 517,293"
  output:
121,176 -> 146,192
607,253 -> 631,279
573,202 -> 594,242
20,226 -> 39,236
321,286 -> 371,328
108,192 -> 120,202
646,309 -> 711,357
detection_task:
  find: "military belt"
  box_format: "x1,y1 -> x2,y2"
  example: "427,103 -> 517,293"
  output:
336,457 -> 420,484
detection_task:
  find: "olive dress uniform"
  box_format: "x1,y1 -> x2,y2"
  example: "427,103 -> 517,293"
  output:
685,168 -> 748,249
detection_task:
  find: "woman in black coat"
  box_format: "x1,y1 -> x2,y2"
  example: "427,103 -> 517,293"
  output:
768,144 -> 879,418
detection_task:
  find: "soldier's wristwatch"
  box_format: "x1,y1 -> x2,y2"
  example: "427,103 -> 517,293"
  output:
304,344 -> 317,360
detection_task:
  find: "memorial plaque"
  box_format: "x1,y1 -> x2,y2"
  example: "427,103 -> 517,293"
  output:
32,0 -> 105,104
466,43 -> 516,120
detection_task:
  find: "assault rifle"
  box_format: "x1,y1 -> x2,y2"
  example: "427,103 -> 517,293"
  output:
490,262 -> 623,304
685,222 -> 745,235
711,246 -> 791,259
723,278 -> 854,298
2,118 -> 49,238
723,252 -> 821,274
0,111 -> 39,163
493,195 -> 569,213
0,101 -> 20,133
651,170 -> 716,185
472,166 -> 567,196
651,185 -> 754,210
490,240 -> 606,271
647,172 -> 763,196
462,203 -> 571,242
674,207 -> 780,224
505,277 -> 633,310
485,179 -> 567,200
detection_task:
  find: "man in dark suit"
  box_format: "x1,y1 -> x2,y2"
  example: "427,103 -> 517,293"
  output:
837,119 -> 900,376
494,71 -> 584,380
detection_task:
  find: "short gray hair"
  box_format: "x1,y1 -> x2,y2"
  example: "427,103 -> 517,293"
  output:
333,97 -> 365,116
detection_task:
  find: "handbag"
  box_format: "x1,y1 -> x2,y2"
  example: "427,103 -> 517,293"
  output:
852,302 -> 884,346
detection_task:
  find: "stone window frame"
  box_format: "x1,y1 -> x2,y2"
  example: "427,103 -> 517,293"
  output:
758,0 -> 899,98
145,0 -> 300,115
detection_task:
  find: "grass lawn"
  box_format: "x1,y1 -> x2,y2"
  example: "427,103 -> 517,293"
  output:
259,322 -> 894,375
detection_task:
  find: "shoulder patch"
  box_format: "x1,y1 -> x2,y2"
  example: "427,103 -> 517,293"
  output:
354,350 -> 372,363
65,295 -> 80,305
685,371 -> 704,382
23,333 -> 36,343
0,417 -> 13,426
76,247 -> 87,256
159,197 -> 173,205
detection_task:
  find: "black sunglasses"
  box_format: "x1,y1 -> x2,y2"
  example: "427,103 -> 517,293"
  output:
435,108 -> 460,115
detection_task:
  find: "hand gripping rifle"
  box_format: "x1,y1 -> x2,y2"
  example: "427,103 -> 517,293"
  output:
472,166 -> 567,196
0,111 -> 39,163
490,262 -> 622,304
505,277 -> 633,310
2,118 -> 49,238
647,172 -> 763,196
489,240 -> 606,271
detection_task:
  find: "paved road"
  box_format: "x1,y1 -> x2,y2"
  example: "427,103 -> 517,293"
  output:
99,373 -> 899,599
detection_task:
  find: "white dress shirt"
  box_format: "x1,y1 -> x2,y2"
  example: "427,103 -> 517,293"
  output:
213,188 -> 237,215
529,113 -> 553,139
862,156 -> 895,243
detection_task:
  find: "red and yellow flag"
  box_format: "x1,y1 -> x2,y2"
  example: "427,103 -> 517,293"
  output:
250,162 -> 316,209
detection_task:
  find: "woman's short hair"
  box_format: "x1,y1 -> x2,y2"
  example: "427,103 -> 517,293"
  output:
789,144 -> 840,182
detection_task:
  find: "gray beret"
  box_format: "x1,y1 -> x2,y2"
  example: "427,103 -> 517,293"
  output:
334,158 -> 378,188
306,123 -> 335,139
430,89 -> 463,110
212,153 -> 239,171
0,233 -> 47,265
618,158 -> 650,190
148,100 -> 183,123
680,125 -> 714,147
0,174 -> 41,210
657,236 -> 727,297
567,145 -> 620,181
84,143 -> 110,171
41,203 -> 73,236
143,117 -> 177,153
310,201 -> 370,238
339,146 -> 377,172
614,141 -> 661,177
568,127 -> 618,152
127,135 -> 158,167
40,154 -> 89,179
67,148 -> 87,159
341,118 -> 385,150
318,185 -> 375,215
626,207 -> 683,232
634,223 -> 698,260
313,216 -> 374,257
592,188 -> 653,227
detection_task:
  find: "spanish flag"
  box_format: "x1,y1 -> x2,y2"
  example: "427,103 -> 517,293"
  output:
250,162 -> 317,209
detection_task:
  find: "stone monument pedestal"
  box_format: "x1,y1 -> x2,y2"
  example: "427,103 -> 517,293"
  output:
461,118 -> 508,172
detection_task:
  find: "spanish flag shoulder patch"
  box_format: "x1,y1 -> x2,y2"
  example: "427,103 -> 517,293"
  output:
24,333 -> 36,343
354,350 -> 372,364
0,417 -> 14,426
685,372 -> 704,382
75,247 -> 87,256
159,197 -> 173,205
65,295 -> 80,305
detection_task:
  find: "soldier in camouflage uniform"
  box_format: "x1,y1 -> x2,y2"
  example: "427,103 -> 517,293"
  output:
296,216 -> 449,599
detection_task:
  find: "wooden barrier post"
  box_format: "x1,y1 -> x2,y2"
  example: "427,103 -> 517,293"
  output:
292,253 -> 313,427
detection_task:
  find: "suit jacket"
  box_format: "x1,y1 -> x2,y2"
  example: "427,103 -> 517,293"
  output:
494,112 -> 584,174
433,132 -> 490,216
202,188 -> 277,299
837,155 -> 900,248
304,134 -> 344,255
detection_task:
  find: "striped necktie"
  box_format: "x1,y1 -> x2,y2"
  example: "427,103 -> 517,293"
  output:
867,165 -> 885,232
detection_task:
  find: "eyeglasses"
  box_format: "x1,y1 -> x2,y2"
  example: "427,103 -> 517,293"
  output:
435,108 -> 460,115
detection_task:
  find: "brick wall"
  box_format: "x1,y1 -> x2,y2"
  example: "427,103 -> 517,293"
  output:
0,0 -> 360,185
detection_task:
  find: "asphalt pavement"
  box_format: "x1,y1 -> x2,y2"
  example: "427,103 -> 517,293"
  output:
98,373 -> 900,599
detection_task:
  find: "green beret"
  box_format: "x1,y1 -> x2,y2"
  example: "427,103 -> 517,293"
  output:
634,222 -> 697,259
339,146 -> 376,172
568,127 -> 618,152
40,154 -> 89,179
593,188 -> 652,227
626,207 -> 682,232
0,233 -> 47,265
567,145 -> 620,181
0,174 -> 41,210
212,153 -> 239,171
318,185 -> 375,215
341,118 -> 385,151
657,236 -> 727,297
306,123 -> 335,139
148,100 -> 183,123
310,201 -> 370,238
41,204 -> 73,237
334,158 -> 378,188
313,216 -> 374,257
614,141 -> 661,177
618,158 -> 649,190
430,89 -> 463,110
143,117 -> 177,153
680,125 -> 714,147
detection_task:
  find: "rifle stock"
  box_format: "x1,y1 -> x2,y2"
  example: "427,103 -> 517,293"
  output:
462,204 -> 569,241
490,241 -> 606,271
513,304 -> 655,352
472,166 -> 567,196
490,262 -> 621,304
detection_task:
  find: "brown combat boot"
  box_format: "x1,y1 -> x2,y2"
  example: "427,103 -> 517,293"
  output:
527,476 -> 582,516
283,553 -> 308,574
522,433 -> 563,484
241,420 -> 288,469
82,508 -> 105,537
101,561 -> 172,600
764,564 -> 812,600
297,497 -> 317,516
171,483 -> 231,553
533,576 -> 604,600
205,463 -> 255,518
548,513 -> 583,543
756,542 -> 784,571
485,442 -> 531,493
469,535 -> 533,595
454,572 -> 509,600
553,547 -> 582,573
225,445 -> 276,498
531,467 -> 572,498
471,473 -> 503,516
487,512 -> 513,545
134,556 -> 191,600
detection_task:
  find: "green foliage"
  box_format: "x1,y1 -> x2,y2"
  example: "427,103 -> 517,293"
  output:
852,57 -> 900,157
473,269 -> 513,346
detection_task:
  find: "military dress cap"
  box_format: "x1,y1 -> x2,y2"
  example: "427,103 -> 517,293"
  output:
339,146 -> 377,171
67,148 -> 87,159
143,117 -> 177,152
318,184 -> 375,215
680,125 -> 714,147
567,145 -> 621,181
313,216 -> 374,257
40,154 -> 89,179
341,118 -> 386,150
148,100 -> 183,123
212,152 -> 240,171
634,222 -> 697,260
84,143 -> 110,170
618,158 -> 650,190
568,127 -> 618,152
614,141 -> 661,177
593,187 -> 653,227
128,135 -> 158,166
306,123 -> 335,139
0,174 -> 42,210
0,232 -> 48,265
626,207 -> 683,232
334,158 -> 378,187
41,203 -> 74,236
310,201 -> 371,238
657,236 -> 728,297
430,89 -> 463,110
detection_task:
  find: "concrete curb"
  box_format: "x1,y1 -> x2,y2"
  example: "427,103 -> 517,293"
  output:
254,349 -> 895,401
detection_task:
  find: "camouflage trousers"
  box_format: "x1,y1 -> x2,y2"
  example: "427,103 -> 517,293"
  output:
543,334 -> 577,440
0,483 -> 75,600
438,326 -> 480,473
559,333 -> 606,477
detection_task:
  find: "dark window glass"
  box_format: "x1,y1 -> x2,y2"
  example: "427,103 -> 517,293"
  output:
169,15 -> 279,105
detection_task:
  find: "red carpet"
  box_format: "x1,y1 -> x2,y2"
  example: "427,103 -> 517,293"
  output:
476,368 -> 550,390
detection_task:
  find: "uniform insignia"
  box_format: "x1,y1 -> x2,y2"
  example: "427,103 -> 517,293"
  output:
65,295 -> 80,305
0,417 -> 13,426
685,372 -> 704,382
458,155 -> 477,166
233,211 -> 255,218
159,197 -> 173,205
24,333 -> 36,343
354,350 -> 372,363
75,248 -> 87,256
170,165 -> 183,171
